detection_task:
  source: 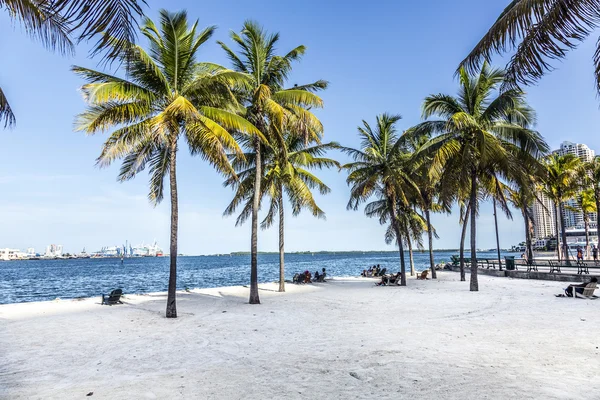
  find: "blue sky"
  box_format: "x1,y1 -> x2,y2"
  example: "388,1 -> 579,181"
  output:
1,0 -> 599,255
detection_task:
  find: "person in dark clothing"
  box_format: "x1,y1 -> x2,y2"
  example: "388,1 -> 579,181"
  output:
576,246 -> 584,264
565,277 -> 598,297
593,245 -> 598,264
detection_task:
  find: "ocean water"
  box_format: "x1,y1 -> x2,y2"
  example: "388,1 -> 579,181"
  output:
0,251 -> 509,304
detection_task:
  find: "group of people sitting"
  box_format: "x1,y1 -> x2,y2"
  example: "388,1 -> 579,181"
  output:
293,268 -> 327,284
361,265 -> 386,277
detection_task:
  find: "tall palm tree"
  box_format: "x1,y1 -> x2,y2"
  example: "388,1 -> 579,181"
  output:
224,134 -> 339,292
576,189 -> 597,258
344,114 -> 418,286
460,1 -> 600,95
542,154 -> 581,264
403,132 -> 448,279
584,156 -> 600,241
411,63 -> 548,291
219,21 -> 327,304
1,0 -> 146,127
73,10 -> 259,318
506,185 -> 536,264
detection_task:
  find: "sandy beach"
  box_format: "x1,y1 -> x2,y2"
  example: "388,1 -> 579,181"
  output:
1,273 -> 598,399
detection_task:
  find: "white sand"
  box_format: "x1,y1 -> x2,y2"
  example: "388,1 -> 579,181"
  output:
1,273 -> 598,399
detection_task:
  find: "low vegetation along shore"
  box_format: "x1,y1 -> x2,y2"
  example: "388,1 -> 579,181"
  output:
1,273 -> 598,399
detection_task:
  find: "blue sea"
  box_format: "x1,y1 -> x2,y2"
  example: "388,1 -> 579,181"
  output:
0,251 -> 509,304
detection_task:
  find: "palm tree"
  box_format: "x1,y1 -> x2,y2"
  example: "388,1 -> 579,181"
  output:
506,184 -> 536,264
542,154 -> 582,264
576,189 -> 597,259
224,134 -> 339,292
1,0 -> 146,127
460,2 -> 600,95
403,132 -> 448,279
73,10 -> 259,318
411,63 -> 548,291
344,114 -> 418,286
584,156 -> 600,242
219,21 -> 327,304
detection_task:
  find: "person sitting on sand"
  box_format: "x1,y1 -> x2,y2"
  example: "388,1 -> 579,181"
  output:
304,270 -> 312,283
361,269 -> 367,277
315,271 -> 321,281
563,277 -> 598,297
367,266 -> 373,277
376,272 -> 399,286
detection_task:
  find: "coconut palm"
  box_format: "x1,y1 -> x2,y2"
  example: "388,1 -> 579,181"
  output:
542,154 -> 582,263
506,183 -> 537,264
411,63 -> 548,291
1,0 -> 146,127
460,1 -> 600,95
403,132 -> 449,279
576,189 -> 597,258
224,133 -> 339,292
343,114 -> 419,286
73,10 -> 260,318
584,156 -> 600,239
219,21 -> 327,304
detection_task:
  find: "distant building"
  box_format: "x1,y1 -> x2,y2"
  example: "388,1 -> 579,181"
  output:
45,244 -> 63,258
532,192 -> 556,239
0,248 -> 20,261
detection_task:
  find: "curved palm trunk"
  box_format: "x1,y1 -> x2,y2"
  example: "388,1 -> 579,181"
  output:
389,199 -> 406,286
559,201 -> 570,265
492,198 -> 503,270
524,210 -> 534,264
407,236 -> 415,277
166,139 -> 178,318
553,202 -> 562,262
470,170 -> 478,292
249,138 -> 261,304
278,191 -> 285,292
459,203 -> 470,282
425,208 -> 436,279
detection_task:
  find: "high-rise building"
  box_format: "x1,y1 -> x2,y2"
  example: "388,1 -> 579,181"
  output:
532,192 -> 556,239
532,141 -> 597,240
554,141 -> 595,162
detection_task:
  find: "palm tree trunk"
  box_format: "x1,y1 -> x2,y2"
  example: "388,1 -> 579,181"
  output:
596,190 -> 600,243
278,191 -> 285,292
554,202 -> 562,262
425,208 -> 436,279
459,202 -> 470,282
492,198 -> 502,270
524,210 -> 534,263
407,236 -> 415,277
584,213 -> 590,259
165,139 -> 178,318
389,198 -> 406,286
470,170 -> 478,292
559,201 -> 569,265
249,138 -> 261,304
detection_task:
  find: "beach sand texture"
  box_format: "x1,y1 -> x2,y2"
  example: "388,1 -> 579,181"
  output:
1,273 -> 598,399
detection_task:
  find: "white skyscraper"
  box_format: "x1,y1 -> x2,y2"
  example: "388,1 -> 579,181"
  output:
532,192 -> 556,239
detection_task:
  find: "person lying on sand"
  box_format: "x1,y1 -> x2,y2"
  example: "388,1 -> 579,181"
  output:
376,272 -> 399,286
555,277 -> 598,297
